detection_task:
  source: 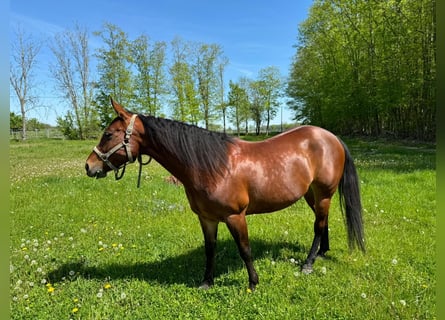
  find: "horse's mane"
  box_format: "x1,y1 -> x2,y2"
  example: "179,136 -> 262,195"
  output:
139,115 -> 235,177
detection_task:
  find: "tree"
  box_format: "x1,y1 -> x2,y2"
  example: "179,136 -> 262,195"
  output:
227,80 -> 250,136
94,23 -> 134,127
287,0 -> 435,140
10,112 -> 22,130
193,43 -> 224,129
131,34 -> 167,116
50,23 -> 95,139
9,27 -> 41,140
169,37 -> 200,124
217,56 -> 229,133
258,66 -> 282,135
248,80 -> 268,135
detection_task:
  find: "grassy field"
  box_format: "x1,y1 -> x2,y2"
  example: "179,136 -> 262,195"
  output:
10,137 -> 436,319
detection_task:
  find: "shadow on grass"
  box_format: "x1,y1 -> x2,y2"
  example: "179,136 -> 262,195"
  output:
48,238 -> 332,287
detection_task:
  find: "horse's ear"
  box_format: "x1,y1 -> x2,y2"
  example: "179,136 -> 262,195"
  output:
110,97 -> 131,120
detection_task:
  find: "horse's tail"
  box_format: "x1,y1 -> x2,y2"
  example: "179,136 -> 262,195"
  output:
338,139 -> 365,252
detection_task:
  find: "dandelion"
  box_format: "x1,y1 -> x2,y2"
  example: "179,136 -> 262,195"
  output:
399,300 -> 406,306
104,283 -> 112,290
80,228 -> 87,233
46,283 -> 55,293
321,266 -> 327,274
392,258 -> 398,265
120,292 -> 127,300
69,270 -> 75,276
72,307 -> 79,313
23,294 -> 29,300
97,291 -> 103,298
289,258 -> 295,264
246,288 -> 252,293
361,293 -> 367,299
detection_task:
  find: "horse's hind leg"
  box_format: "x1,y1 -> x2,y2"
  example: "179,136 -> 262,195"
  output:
302,190 -> 331,274
304,189 -> 330,256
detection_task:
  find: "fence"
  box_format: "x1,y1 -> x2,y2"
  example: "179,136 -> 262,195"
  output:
10,128 -> 65,140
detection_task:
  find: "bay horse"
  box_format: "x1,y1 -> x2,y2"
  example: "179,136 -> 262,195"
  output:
85,99 -> 365,291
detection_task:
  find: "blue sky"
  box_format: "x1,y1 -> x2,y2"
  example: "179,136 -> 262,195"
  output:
10,0 -> 313,126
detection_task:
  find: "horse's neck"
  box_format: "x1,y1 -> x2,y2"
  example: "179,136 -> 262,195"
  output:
140,143 -> 198,188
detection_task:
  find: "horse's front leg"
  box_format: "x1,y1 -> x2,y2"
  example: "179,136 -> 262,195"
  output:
198,216 -> 219,289
225,213 -> 259,291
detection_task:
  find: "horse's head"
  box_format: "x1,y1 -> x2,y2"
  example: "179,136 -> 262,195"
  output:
85,98 -> 144,179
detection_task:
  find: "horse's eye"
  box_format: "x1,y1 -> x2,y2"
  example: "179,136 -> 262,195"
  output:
104,132 -> 113,140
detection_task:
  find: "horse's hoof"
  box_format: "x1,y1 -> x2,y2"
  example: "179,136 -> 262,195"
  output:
248,284 -> 256,292
301,264 -> 313,274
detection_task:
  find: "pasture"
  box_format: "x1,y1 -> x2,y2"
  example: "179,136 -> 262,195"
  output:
10,137 -> 435,319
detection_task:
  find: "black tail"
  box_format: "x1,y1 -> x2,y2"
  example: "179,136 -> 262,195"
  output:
338,140 -> 365,252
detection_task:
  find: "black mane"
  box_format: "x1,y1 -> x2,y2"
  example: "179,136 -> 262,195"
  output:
139,115 -> 235,177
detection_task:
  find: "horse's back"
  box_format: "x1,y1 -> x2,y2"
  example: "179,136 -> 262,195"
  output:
227,126 -> 345,214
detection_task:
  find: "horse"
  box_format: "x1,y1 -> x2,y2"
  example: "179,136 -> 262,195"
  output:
85,99 -> 365,291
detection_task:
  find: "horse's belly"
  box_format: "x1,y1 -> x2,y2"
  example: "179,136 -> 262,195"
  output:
246,190 -> 303,214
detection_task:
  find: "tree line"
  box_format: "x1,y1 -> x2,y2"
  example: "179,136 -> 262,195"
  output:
10,23 -> 283,140
11,1 -> 435,141
287,0 -> 435,141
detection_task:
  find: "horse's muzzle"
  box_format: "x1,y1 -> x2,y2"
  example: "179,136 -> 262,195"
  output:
85,163 -> 107,179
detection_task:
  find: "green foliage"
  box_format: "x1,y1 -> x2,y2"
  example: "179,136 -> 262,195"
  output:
56,112 -> 79,140
10,112 -> 22,129
131,35 -> 167,116
94,23 -> 135,126
10,138 -> 435,319
227,81 -> 250,135
169,38 -> 201,125
194,43 -> 225,129
10,111 -> 50,131
288,0 -> 436,141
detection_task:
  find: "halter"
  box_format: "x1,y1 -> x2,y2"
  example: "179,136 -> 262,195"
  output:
93,114 -> 151,187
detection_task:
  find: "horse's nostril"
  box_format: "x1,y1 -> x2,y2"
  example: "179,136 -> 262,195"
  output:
85,163 -> 89,172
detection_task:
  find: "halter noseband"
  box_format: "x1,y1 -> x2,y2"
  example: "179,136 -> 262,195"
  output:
93,114 -> 146,182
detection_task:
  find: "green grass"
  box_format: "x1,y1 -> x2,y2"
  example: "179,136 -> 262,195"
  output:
10,138 -> 436,319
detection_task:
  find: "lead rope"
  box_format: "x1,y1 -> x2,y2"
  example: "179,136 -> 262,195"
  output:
137,154 -> 153,188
